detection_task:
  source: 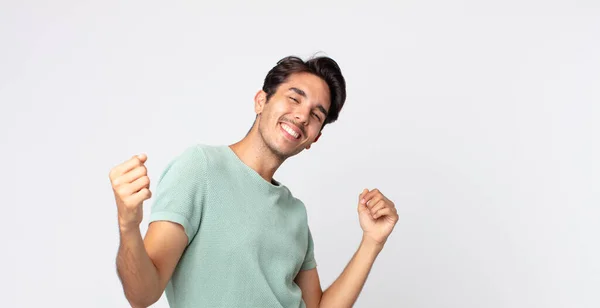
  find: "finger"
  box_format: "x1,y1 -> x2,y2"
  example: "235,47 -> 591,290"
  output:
358,188 -> 369,204
361,188 -> 381,205
137,154 -> 147,163
127,188 -> 152,206
357,189 -> 370,212
110,154 -> 147,179
127,175 -> 150,194
359,188 -> 368,199
373,207 -> 396,220
113,166 -> 147,187
110,155 -> 145,179
369,200 -> 386,215
366,196 -> 384,209
382,195 -> 394,207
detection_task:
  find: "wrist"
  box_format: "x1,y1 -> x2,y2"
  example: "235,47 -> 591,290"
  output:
118,219 -> 141,234
360,235 -> 385,254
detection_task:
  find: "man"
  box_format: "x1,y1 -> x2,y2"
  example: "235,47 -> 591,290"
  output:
109,55 -> 399,307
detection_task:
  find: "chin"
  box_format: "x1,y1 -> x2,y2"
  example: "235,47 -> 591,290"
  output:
259,125 -> 305,158
270,142 -> 304,160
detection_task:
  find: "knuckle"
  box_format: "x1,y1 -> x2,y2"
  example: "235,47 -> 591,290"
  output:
116,187 -> 128,197
130,157 -> 141,166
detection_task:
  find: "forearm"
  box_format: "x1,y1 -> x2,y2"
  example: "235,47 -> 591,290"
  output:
319,236 -> 384,308
116,227 -> 161,307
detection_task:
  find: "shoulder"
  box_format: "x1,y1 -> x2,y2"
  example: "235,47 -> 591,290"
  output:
156,143 -> 216,182
163,144 -> 206,170
185,143 -> 235,165
169,143 -> 227,166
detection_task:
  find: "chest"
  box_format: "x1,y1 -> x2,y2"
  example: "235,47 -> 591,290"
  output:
197,176 -> 309,273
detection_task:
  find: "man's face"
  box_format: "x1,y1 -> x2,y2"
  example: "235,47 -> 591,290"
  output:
255,72 -> 331,160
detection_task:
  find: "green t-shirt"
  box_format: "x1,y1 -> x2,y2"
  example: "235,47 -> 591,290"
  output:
149,144 -> 317,308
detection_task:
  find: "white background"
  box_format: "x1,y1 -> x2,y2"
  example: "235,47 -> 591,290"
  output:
1,0 -> 598,307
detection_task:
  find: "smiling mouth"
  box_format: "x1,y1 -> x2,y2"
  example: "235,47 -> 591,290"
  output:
280,122 -> 301,139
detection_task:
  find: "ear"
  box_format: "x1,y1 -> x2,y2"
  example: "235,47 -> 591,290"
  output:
305,132 -> 322,150
314,131 -> 322,143
254,90 -> 267,115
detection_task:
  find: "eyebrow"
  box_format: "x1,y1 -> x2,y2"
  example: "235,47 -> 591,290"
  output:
289,87 -> 329,117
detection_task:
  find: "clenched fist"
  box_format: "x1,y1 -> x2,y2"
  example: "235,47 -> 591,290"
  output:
357,188 -> 399,246
109,154 -> 152,231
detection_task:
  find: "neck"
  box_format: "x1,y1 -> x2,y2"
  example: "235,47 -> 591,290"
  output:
228,128 -> 285,184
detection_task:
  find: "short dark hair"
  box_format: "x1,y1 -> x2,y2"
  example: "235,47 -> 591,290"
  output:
262,55 -> 347,129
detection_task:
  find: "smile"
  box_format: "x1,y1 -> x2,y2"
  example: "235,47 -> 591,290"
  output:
280,123 -> 301,139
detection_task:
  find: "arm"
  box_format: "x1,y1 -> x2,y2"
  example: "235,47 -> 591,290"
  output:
116,221 -> 187,307
295,268 -> 322,308
296,188 -> 398,308
319,236 -> 383,307
295,236 -> 382,308
110,154 -> 189,307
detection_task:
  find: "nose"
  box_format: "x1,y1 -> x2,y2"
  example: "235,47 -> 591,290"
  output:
294,105 -> 311,126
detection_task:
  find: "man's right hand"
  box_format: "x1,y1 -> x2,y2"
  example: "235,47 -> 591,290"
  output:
109,154 -> 152,231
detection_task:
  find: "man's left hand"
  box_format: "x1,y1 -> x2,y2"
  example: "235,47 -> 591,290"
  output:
357,188 -> 399,246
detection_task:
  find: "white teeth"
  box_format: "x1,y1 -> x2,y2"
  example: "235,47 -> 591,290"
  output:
282,123 -> 299,138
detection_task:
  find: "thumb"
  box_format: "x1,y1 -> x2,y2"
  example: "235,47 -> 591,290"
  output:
359,188 -> 369,203
357,188 -> 369,211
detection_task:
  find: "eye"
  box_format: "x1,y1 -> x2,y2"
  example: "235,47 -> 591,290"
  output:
312,112 -> 321,121
289,96 -> 299,103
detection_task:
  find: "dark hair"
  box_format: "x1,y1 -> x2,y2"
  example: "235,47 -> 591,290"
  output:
262,55 -> 347,129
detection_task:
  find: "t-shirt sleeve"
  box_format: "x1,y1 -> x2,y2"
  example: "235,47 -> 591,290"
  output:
148,145 -> 208,245
300,227 -> 317,270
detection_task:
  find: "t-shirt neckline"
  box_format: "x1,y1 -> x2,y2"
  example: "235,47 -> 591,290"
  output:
222,145 -> 284,190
